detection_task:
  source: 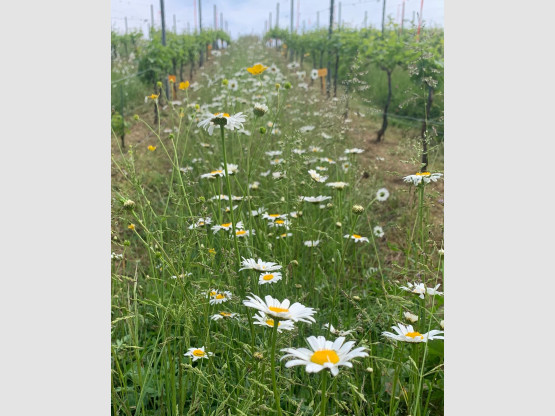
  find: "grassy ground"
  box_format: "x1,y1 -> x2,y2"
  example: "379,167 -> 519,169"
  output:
111,36 -> 444,416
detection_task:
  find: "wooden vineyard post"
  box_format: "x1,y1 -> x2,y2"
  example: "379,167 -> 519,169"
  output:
317,68 -> 328,93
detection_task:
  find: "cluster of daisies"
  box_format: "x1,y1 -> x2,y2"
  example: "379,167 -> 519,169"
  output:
181,56 -> 445,375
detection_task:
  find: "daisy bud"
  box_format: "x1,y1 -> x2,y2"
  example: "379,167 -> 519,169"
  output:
133,114 -> 139,120
169,133 -> 175,140
438,249 -> 444,256
335,222 -> 342,228
198,196 -> 206,203
128,224 -> 135,230
156,81 -> 162,88
275,83 -> 281,90
284,82 -> 292,89
366,367 -> 374,373
253,352 -> 264,360
259,127 -> 267,134
123,199 -> 135,210
404,312 -> 419,323
195,104 -> 200,110
326,203 -> 334,209
352,295 -> 361,301
222,79 -> 229,86
352,204 -> 364,215
123,240 -> 130,246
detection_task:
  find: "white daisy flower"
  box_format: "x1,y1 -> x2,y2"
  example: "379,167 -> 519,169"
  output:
321,132 -> 332,139
243,294 -> 316,323
296,70 -> 306,80
228,79 -> 239,91
308,169 -> 328,183
269,63 -> 279,73
262,213 -> 288,221
280,336 -> 368,377
341,162 -> 351,172
265,150 -> 283,157
185,346 -> 214,361
235,229 -> 255,238
270,158 -> 285,165
310,69 -> 319,80
211,312 -> 238,321
272,171 -> 286,179
344,234 -> 369,243
373,226 -> 384,238
322,323 -> 355,337
209,289 -> 232,305
200,169 -> 225,179
111,252 -> 123,260
292,148 -> 306,155
268,218 -> 291,228
426,284 -> 444,296
239,258 -> 282,272
326,182 -> 349,190
344,148 -> 364,154
253,103 -> 269,117
382,324 -> 444,343
179,166 -> 193,173
404,312 -> 419,323
211,194 -> 229,201
299,125 -> 315,133
315,166 -> 328,171
211,221 -> 244,234
376,188 -> 389,202
197,112 -> 247,135
319,157 -> 336,164
249,181 -> 260,190
289,211 -> 301,218
260,170 -> 272,177
223,205 -> 239,212
253,311 -> 295,332
188,217 -> 212,229
399,282 -> 427,299
403,172 -> 443,186
304,240 -> 320,247
250,207 -> 266,217
309,146 -> 323,153
276,232 -> 293,239
258,271 -> 283,285
300,195 -> 332,203
226,163 -> 239,175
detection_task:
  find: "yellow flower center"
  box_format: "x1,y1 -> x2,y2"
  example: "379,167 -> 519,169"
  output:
415,172 -> 431,176
192,349 -> 205,357
269,306 -> 289,313
199,222 -> 204,226
405,331 -> 424,339
216,294 -> 225,300
262,274 -> 274,281
275,220 -> 285,224
211,170 -> 223,174
208,248 -> 216,254
220,312 -> 232,317
236,230 -> 246,235
265,319 -> 281,327
280,233 -> 287,238
221,223 -> 232,227
209,291 -> 217,296
311,350 -> 340,365
269,214 -> 280,218
353,234 -> 362,239
213,112 -> 230,117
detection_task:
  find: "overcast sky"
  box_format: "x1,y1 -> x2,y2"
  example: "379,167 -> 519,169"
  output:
111,0 -> 443,39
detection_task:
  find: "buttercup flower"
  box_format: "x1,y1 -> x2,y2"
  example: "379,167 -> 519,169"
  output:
258,271 -> 283,285
253,311 -> 295,332
382,324 -> 444,343
148,145 -> 156,152
344,234 -> 369,243
247,63 -> 269,75
179,81 -> 190,90
185,346 -> 214,361
239,258 -> 282,272
243,294 -> 316,323
280,336 -> 368,376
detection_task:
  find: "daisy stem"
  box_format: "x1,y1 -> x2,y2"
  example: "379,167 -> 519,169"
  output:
220,126 -> 243,289
320,369 -> 328,416
270,320 -> 283,416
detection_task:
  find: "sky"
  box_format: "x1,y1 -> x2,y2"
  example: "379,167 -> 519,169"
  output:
111,0 -> 444,39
